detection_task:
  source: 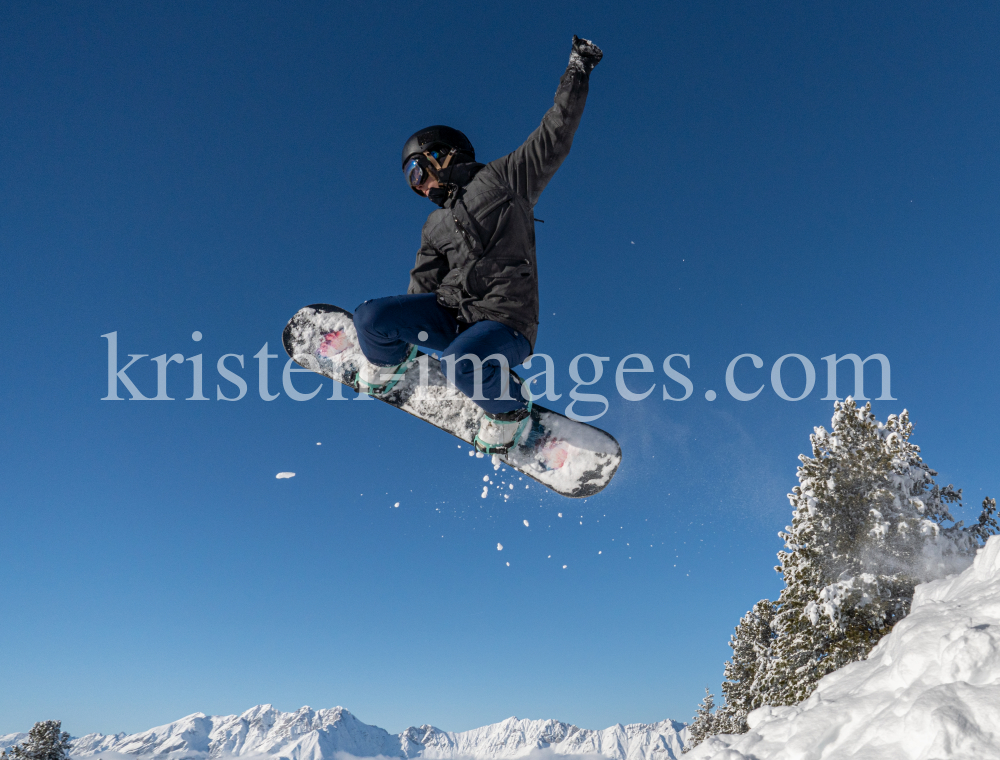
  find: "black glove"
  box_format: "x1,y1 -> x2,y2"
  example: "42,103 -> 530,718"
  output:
569,35 -> 603,74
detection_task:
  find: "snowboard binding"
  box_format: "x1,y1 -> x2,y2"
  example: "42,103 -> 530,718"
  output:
473,396 -> 534,456
352,344 -> 419,397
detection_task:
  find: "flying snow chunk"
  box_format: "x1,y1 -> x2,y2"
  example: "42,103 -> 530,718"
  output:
497,543 -> 503,551
558,512 -> 563,518
276,472 -> 295,479
523,520 -> 530,527
394,502 -> 399,508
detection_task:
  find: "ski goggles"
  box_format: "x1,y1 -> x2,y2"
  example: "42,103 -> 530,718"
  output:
404,155 -> 431,189
403,148 -> 454,192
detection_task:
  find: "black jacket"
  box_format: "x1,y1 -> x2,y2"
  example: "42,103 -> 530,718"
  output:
407,65 -> 591,350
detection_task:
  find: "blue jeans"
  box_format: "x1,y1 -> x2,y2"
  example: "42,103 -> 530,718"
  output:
354,294 -> 531,415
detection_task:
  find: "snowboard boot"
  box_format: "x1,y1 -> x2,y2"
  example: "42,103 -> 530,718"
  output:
474,406 -> 532,455
354,345 -> 418,397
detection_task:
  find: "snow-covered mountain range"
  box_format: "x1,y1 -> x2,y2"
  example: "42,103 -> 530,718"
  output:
0,709 -> 688,760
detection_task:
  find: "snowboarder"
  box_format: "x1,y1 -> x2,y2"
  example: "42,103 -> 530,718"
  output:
352,35 -> 603,454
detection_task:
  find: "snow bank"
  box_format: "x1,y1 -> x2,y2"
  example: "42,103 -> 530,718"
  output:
689,535 -> 1000,760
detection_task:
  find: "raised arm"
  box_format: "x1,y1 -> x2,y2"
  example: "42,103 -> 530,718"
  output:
488,36 -> 603,207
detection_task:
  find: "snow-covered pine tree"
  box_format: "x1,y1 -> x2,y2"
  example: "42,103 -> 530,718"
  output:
683,689 -> 716,753
1,721 -> 71,760
970,497 -> 999,543
762,399 -> 985,705
713,599 -> 776,734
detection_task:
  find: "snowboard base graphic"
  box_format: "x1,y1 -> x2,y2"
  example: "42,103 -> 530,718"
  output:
282,305 -> 621,497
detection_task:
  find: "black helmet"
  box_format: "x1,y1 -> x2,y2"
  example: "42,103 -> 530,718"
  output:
401,125 -> 475,168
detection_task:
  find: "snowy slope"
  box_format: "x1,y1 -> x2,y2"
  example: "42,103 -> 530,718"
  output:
689,534 -> 1000,760
1,708 -> 687,760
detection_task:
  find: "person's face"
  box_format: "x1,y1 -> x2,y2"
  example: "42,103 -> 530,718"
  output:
416,173 -> 440,197
404,149 -> 449,196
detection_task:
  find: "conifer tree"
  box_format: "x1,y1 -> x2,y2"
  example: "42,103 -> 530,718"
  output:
1,721 -> 71,760
762,399 -> 983,705
691,401 -> 998,745
713,600 -> 776,734
970,497 -> 999,543
683,689 -> 716,753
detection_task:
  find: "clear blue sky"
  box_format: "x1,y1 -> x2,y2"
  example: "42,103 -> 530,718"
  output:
2,0 -> 998,738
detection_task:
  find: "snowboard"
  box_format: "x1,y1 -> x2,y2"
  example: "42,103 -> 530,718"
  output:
282,304 -> 621,497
